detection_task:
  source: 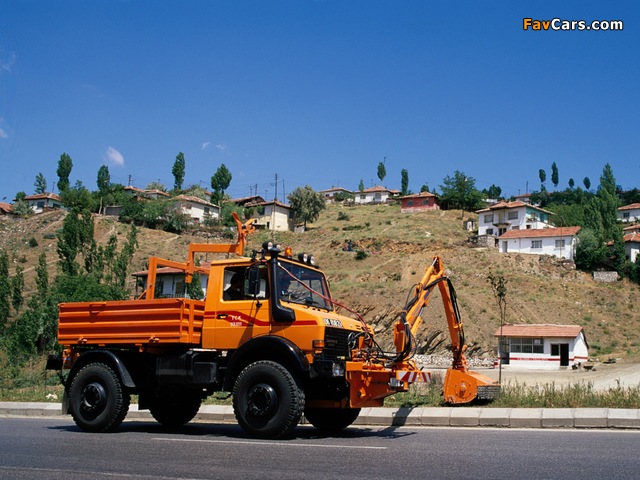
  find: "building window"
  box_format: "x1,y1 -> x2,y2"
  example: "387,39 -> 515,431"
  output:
510,337 -> 544,354
422,199 -> 428,205
508,211 -> 518,220
623,212 -> 630,219
407,200 -> 413,207
531,240 -> 542,249
486,228 -> 494,235
512,226 -> 519,230
555,239 -> 565,248
484,214 -> 494,223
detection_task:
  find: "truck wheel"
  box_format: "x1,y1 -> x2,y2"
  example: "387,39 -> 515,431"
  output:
304,407 -> 361,432
149,393 -> 202,428
233,360 -> 304,439
68,363 -> 130,433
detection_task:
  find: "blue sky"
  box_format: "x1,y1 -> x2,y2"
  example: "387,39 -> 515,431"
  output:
1,1 -> 638,202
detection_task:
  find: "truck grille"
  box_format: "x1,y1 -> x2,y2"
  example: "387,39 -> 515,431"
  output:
323,327 -> 351,359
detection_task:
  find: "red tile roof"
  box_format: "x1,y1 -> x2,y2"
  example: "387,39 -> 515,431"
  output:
499,226 -> 580,239
476,201 -> 553,215
400,191 -> 438,199
618,203 -> 640,211
624,232 -> 640,243
494,324 -> 584,338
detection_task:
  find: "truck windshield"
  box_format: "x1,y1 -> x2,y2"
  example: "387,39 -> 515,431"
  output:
277,262 -> 333,311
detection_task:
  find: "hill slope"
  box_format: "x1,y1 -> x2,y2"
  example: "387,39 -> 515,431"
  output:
1,204 -> 637,361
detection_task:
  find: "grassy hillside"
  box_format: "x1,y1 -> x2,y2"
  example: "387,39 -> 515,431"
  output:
1,203 -> 638,361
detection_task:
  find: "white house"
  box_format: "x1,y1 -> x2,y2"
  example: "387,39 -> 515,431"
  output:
173,195 -> 220,223
494,324 -> 589,370
353,186 -> 394,205
248,200 -> 294,231
319,187 -> 353,204
624,225 -> 640,263
498,226 -> 581,260
24,193 -> 63,213
618,203 -> 640,223
476,201 -> 554,236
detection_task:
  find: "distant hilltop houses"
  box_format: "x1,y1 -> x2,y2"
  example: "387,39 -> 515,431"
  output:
2,182 -> 640,266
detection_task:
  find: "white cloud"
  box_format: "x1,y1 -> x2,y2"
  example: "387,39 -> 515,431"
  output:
0,128 -> 7,139
216,144 -> 228,151
0,50 -> 16,73
104,146 -> 125,167
201,141 -> 211,151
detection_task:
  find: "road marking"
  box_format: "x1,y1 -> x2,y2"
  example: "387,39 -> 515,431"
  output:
153,437 -> 387,449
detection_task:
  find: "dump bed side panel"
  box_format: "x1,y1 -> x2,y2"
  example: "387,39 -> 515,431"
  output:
58,298 -> 205,346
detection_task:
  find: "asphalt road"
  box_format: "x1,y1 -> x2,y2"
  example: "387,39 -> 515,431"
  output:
2,418 -> 640,480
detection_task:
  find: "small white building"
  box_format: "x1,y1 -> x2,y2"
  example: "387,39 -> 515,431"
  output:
248,200 -> 294,232
476,201 -> 554,236
618,203 -> 640,223
24,193 -> 63,213
498,226 -> 581,260
173,195 -> 220,224
354,186 -> 394,205
319,187 -> 353,204
624,225 -> 640,263
495,324 -> 589,370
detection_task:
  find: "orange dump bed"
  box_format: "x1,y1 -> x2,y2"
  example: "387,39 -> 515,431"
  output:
58,298 -> 205,346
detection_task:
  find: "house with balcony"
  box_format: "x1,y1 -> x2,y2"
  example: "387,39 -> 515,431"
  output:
497,226 -> 581,260
618,203 -> 640,223
400,191 -> 440,213
476,201 -> 554,237
495,324 -> 589,370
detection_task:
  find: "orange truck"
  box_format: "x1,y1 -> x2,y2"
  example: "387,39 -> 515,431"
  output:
47,214 -> 499,438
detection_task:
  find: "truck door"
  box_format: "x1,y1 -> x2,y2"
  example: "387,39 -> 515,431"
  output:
202,265 -> 271,349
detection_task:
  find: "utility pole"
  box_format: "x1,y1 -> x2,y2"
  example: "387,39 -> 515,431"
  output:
274,173 -> 278,201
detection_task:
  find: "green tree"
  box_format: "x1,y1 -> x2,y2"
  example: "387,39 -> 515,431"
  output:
551,162 -> 559,190
583,177 -> 591,190
211,163 -> 232,206
57,209 -> 95,276
420,184 -> 429,193
60,181 -> 94,212
400,169 -> 409,196
358,179 -> 365,192
377,161 -> 387,185
438,171 -> 484,212
11,265 -> 24,313
97,165 -> 111,214
57,152 -> 73,192
568,178 -> 575,189
288,185 -> 326,229
484,184 -> 502,199
34,173 -> 47,194
172,152 -> 186,192
538,169 -> 546,191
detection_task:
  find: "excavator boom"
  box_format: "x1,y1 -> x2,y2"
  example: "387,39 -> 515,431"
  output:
394,255 -> 500,404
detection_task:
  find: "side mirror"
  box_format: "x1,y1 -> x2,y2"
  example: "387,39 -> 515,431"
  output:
248,267 -> 262,297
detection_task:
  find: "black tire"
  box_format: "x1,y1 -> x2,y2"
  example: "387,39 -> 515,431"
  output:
68,363 -> 130,433
233,360 -> 304,439
304,407 -> 361,432
149,393 -> 202,428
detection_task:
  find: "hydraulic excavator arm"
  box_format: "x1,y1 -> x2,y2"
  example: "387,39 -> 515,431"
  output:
393,255 -> 500,404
